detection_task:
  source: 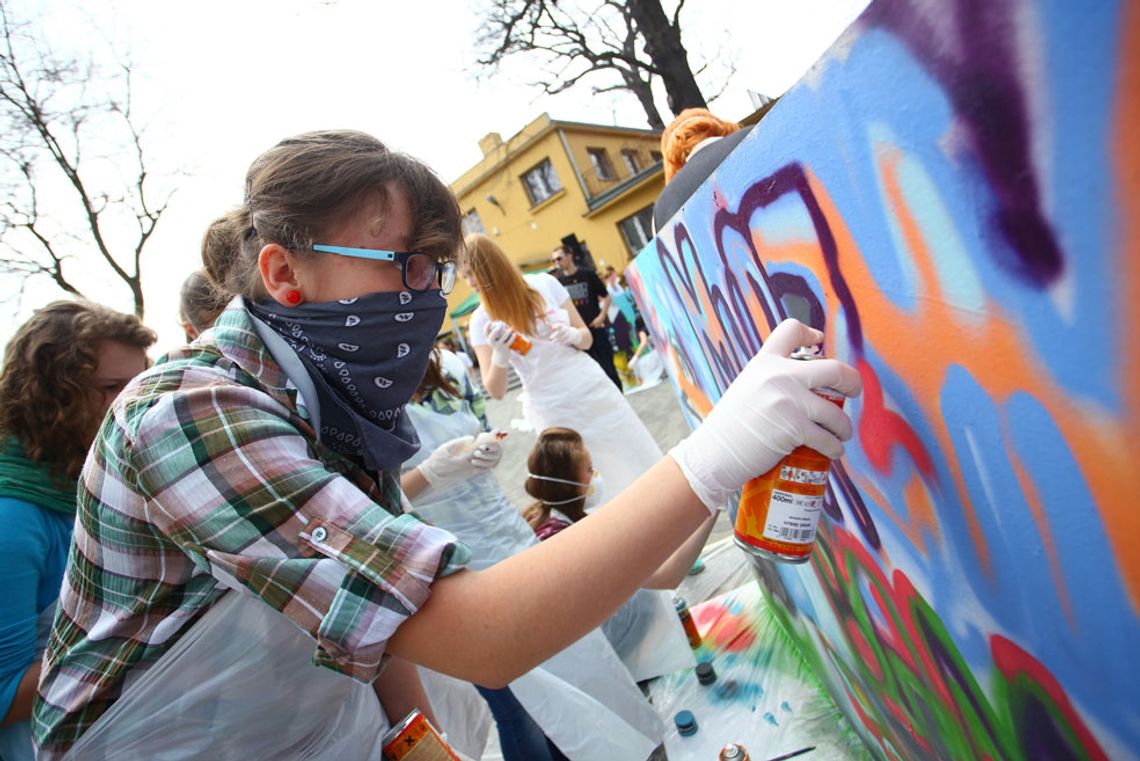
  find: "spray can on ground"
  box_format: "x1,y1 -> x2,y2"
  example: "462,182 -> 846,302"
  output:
509,334 -> 532,355
733,347 -> 846,564
673,595 -> 702,648
718,743 -> 751,760
381,709 -> 460,760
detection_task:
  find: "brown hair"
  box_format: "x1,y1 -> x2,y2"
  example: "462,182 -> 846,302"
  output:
461,233 -> 546,336
202,130 -> 462,300
415,348 -> 459,401
0,300 -> 156,479
660,108 -> 741,183
522,427 -> 591,529
179,269 -> 230,338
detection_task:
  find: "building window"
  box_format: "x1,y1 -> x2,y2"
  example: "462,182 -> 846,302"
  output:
650,150 -> 663,163
618,204 -> 656,254
587,147 -> 617,181
462,208 -> 485,235
621,149 -> 641,175
520,159 -> 562,205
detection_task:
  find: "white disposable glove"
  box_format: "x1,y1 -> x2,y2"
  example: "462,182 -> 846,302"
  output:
416,435 -> 482,487
550,322 -> 586,348
669,319 -> 862,514
486,321 -> 515,368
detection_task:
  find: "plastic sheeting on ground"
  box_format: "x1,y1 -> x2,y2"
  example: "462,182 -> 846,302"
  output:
647,542 -> 871,761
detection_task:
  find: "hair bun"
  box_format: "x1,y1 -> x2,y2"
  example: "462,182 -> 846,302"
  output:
201,208 -> 250,295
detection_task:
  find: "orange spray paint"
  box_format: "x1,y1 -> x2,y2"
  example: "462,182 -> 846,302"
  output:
734,350 -> 846,563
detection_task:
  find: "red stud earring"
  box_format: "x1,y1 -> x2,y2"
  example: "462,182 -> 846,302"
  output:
285,290 -> 303,306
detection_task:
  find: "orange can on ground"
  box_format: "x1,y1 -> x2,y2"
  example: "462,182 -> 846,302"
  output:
673,595 -> 702,648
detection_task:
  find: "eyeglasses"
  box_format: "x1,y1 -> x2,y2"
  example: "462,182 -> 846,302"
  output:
311,244 -> 457,295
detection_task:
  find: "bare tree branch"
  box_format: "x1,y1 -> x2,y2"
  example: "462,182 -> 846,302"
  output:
672,0 -> 687,32
0,0 -> 174,317
474,0 -> 722,130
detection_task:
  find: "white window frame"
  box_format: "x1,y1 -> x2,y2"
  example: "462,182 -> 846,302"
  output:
521,159 -> 562,205
618,204 -> 656,253
462,208 -> 485,235
621,149 -> 641,175
587,147 -> 617,181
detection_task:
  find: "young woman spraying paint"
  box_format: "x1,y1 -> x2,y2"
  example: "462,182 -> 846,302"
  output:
33,130 -> 861,760
463,236 -> 704,679
461,234 -> 661,500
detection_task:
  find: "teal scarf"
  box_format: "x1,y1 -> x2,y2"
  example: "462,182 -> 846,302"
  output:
0,435 -> 78,515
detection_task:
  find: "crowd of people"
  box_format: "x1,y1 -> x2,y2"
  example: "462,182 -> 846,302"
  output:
0,113 -> 861,760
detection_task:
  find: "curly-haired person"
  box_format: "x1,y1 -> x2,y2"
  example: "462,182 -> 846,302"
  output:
0,300 -> 153,761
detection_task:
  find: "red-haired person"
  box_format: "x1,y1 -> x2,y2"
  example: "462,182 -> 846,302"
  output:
654,108 -> 752,231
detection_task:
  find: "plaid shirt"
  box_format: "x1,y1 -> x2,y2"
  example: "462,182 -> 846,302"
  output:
33,304 -> 469,755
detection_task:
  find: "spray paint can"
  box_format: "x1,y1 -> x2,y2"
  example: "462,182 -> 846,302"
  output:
509,334 -> 533,355
673,595 -> 702,648
381,709 -> 460,761
718,743 -> 751,761
733,348 -> 846,564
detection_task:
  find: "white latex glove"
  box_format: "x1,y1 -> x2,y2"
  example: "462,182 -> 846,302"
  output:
669,319 -> 862,514
469,431 -> 505,469
486,321 -> 515,368
550,322 -> 586,348
417,435 -> 482,487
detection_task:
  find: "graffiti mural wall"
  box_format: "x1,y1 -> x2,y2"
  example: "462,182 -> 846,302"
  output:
627,1 -> 1140,759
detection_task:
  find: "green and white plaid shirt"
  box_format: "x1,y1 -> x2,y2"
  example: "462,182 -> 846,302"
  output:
33,304 -> 469,756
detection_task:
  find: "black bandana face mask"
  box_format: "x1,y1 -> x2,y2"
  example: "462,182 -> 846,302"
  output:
248,288 -> 448,471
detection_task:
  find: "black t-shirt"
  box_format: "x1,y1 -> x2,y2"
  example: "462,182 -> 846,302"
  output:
555,268 -> 608,325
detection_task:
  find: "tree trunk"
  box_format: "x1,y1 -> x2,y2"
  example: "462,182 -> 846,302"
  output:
621,69 -> 666,130
627,0 -> 707,115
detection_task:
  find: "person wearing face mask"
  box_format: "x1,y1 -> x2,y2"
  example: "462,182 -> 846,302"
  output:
0,301 -> 153,761
401,354 -> 664,761
523,427 -> 718,681
461,233 -> 665,504
32,130 -> 862,761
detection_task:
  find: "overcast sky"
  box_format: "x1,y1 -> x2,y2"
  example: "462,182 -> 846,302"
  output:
2,0 -> 868,351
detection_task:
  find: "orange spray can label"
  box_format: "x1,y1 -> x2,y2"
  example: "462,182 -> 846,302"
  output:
381,710 -> 460,761
509,334 -> 532,355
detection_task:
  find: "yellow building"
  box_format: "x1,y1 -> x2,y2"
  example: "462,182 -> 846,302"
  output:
447,113 -> 664,327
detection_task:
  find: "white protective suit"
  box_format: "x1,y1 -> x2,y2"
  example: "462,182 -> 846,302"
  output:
404,354 -> 669,760
469,277 -> 694,681
59,591 -> 389,760
470,274 -> 663,499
